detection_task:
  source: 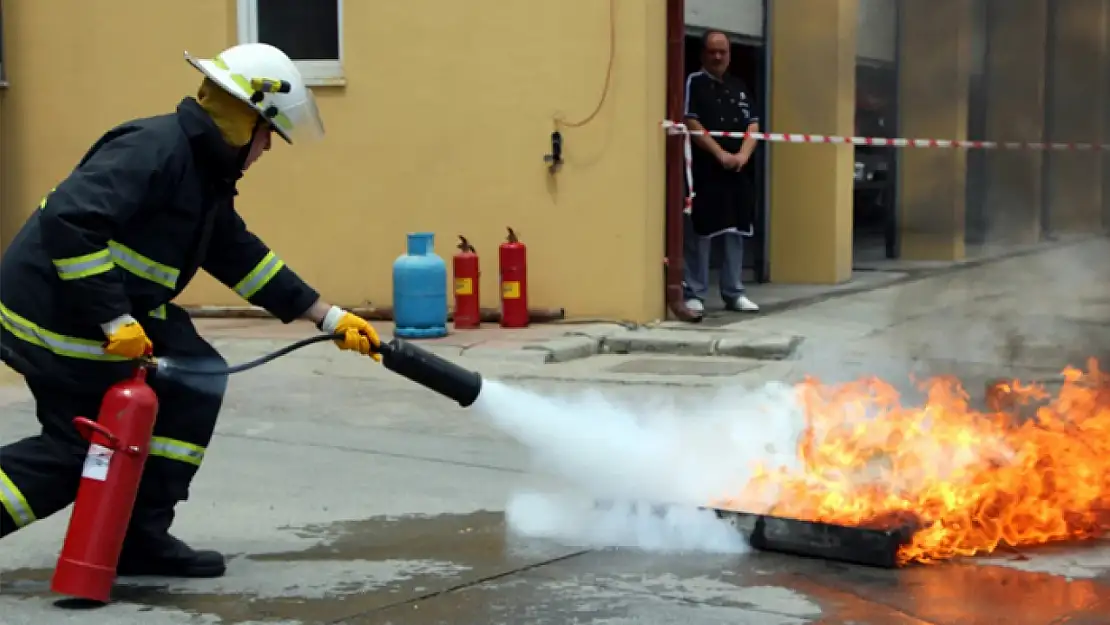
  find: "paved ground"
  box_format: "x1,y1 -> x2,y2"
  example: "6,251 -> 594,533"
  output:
3,236 -> 1110,624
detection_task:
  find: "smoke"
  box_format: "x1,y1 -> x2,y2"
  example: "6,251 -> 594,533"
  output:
780,239 -> 1110,407
887,242 -> 1110,375
503,492 -> 750,554
473,379 -> 809,554
476,373 -> 1033,553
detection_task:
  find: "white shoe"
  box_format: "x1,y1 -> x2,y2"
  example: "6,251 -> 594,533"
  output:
684,298 -> 705,317
726,295 -> 759,312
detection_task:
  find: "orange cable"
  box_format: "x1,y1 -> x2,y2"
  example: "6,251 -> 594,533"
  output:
555,0 -> 616,129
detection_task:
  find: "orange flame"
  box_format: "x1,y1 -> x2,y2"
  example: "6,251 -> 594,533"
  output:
711,359 -> 1110,565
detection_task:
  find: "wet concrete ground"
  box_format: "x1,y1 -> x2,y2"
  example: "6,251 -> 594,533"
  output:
5,507 -> 1110,624
5,509 -> 1110,624
4,238 -> 1110,624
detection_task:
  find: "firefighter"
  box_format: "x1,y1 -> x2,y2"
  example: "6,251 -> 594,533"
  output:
0,43 -> 382,578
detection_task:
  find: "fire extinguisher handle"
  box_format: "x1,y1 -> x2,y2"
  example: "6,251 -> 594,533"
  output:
72,417 -> 120,449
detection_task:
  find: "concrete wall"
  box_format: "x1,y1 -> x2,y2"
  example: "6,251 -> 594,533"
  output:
0,0 -> 668,322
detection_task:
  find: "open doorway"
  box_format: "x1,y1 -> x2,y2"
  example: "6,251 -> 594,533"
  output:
681,28 -> 769,292
853,61 -> 899,261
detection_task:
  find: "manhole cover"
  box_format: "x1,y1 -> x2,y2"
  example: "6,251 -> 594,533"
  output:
606,358 -> 759,376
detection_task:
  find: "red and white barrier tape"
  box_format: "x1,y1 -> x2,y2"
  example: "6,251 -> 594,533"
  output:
664,119 -> 1110,217
662,120 -> 1110,152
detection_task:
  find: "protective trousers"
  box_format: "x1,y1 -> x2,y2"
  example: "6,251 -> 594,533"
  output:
0,304 -> 228,540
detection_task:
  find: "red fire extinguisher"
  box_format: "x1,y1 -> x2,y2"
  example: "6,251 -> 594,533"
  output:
453,235 -> 481,330
51,358 -> 160,604
499,227 -> 529,328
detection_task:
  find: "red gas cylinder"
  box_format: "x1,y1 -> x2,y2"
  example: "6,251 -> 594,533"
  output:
452,235 -> 481,330
51,363 -> 160,605
499,227 -> 529,328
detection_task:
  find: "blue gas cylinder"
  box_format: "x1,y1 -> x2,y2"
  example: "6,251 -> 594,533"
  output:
392,232 -> 448,338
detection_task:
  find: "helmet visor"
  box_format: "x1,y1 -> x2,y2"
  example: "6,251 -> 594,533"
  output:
273,89 -> 325,145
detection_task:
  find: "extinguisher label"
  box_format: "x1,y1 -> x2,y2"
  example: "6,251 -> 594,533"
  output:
455,277 -> 474,296
502,281 -> 521,299
81,444 -> 113,482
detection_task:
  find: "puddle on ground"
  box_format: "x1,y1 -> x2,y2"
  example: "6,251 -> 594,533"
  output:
0,510 -> 578,624
256,510 -> 560,564
747,554 -> 1110,625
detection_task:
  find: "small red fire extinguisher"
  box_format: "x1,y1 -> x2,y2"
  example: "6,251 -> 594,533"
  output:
453,235 -> 481,329
51,358 -> 160,605
499,227 -> 529,328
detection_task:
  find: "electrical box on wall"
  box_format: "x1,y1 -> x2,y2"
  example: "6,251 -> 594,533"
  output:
543,131 -> 563,173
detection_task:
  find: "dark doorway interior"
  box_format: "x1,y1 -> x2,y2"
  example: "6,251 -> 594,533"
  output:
683,34 -> 768,284
854,62 -> 899,262
965,0 -> 989,245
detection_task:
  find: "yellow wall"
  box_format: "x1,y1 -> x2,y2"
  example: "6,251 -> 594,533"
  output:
0,0 -> 667,323
766,0 -> 857,285
0,88 -> 4,255
896,0 -> 972,261
1045,0 -> 1107,233
983,0 -> 1047,244
896,0 -> 1110,252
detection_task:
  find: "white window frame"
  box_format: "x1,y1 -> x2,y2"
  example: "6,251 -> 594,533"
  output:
236,0 -> 345,87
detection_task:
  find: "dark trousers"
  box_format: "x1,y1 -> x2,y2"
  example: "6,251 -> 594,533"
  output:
0,304 -> 228,539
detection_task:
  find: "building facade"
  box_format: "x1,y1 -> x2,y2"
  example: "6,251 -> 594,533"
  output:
0,0 -> 1107,324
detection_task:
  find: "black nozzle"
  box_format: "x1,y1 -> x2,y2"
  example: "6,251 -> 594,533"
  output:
377,338 -> 483,407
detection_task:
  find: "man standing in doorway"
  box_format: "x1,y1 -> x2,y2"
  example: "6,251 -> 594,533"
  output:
682,29 -> 761,321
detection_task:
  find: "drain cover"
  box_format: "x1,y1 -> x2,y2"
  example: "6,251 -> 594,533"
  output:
606,358 -> 759,376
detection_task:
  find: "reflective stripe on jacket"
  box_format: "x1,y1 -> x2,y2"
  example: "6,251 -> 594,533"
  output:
0,97 -> 319,381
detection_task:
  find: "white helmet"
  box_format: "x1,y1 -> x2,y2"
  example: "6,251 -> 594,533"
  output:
184,43 -> 324,145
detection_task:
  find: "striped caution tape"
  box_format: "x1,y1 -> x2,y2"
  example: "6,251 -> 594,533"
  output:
661,120 -> 1110,151
663,119 -> 1110,219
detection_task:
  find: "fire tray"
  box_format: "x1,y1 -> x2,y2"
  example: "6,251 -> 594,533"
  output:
708,508 -> 917,569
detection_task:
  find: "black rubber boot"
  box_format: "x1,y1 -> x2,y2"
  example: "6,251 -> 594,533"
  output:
116,505 -> 226,578
116,533 -> 226,578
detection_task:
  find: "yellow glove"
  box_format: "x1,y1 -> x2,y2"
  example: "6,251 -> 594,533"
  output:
321,306 -> 382,362
101,316 -> 153,359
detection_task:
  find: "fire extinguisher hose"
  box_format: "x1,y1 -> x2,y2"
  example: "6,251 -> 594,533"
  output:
152,333 -> 343,376
155,333 -> 484,407
3,333 -> 484,407
0,334 -> 341,383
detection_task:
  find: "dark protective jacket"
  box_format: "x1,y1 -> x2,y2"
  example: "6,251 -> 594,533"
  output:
0,97 -> 319,388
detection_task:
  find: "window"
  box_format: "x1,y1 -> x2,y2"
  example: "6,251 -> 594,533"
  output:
236,0 -> 344,86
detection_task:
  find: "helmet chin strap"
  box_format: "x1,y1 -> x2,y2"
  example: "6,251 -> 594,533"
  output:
236,116 -> 267,171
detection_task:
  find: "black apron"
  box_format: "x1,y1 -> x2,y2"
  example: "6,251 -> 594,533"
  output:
689,157 -> 756,237
684,70 -> 759,237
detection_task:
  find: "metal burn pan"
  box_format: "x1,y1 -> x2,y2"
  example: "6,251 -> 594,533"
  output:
708,508 -> 917,569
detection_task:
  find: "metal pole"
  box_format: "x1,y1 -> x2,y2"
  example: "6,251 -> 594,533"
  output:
760,0 -> 773,281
